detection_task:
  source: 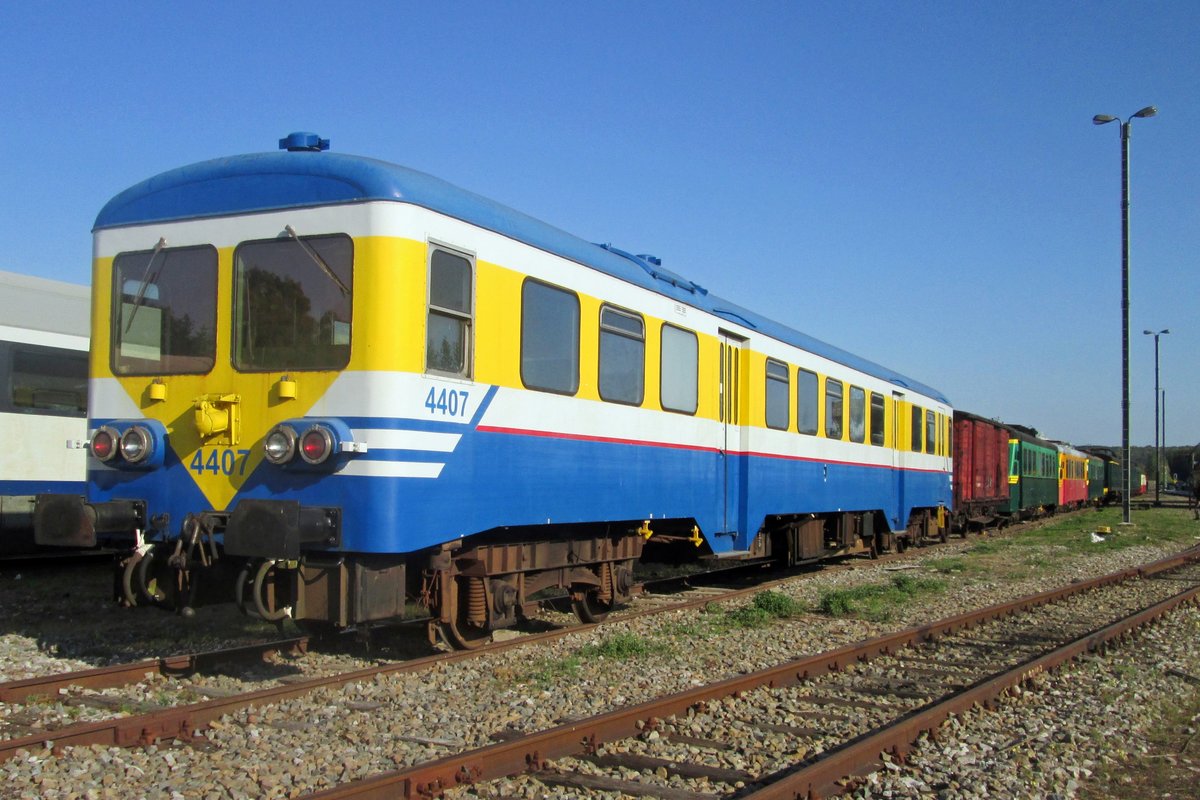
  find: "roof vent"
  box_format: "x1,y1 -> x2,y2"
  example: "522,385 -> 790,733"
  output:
279,132 -> 330,152
596,243 -> 707,295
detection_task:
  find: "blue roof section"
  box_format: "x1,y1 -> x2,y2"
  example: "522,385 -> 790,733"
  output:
95,149 -> 948,404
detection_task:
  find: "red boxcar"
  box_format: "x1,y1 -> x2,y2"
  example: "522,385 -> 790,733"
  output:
952,411 -> 1011,532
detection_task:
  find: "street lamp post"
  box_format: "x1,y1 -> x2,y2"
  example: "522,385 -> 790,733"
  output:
1094,105 -> 1158,524
1143,328 -> 1169,505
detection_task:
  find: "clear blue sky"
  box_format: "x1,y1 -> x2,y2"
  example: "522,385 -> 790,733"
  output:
3,2 -> 1197,449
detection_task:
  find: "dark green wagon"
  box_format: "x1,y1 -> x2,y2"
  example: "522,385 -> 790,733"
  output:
1006,425 -> 1059,518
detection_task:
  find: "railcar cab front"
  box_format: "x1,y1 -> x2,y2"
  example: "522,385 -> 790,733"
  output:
39,154 -> 369,614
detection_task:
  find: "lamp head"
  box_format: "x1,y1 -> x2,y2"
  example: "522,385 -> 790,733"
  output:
1133,106 -> 1158,119
1093,114 -> 1117,125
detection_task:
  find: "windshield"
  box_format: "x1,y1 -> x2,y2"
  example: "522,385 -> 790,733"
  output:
111,245 -> 217,375
233,233 -> 353,371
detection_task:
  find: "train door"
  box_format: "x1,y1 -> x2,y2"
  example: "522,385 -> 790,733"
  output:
719,333 -> 749,540
891,391 -> 906,529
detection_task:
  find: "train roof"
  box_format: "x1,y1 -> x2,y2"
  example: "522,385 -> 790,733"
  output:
95,138 -> 949,404
0,269 -> 89,339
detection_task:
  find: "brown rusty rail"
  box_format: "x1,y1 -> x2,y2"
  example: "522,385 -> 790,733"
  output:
0,562 -> 791,760
743,582 -> 1200,798
296,547 -> 1200,799
0,637 -> 310,705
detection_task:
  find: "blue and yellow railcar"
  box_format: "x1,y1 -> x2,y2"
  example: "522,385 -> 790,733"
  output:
36,134 -> 952,645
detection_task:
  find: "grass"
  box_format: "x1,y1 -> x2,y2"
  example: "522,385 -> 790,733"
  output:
523,631 -> 669,687
816,574 -> 946,622
1011,506 -> 1196,554
517,509 -> 1196,690
527,654 -> 582,686
925,556 -> 984,576
941,506 -> 1197,582
966,538 -> 1010,556
708,590 -> 806,630
526,591 -> 806,684
1078,677 -> 1200,800
579,631 -> 667,659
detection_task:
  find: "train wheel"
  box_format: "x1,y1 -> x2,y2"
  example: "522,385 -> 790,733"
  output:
571,589 -> 613,624
440,576 -> 491,650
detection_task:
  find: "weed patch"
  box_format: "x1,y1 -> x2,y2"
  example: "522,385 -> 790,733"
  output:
926,557 -> 972,574
750,590 -> 805,618
527,655 -> 581,687
816,575 -> 946,622
580,631 -> 668,660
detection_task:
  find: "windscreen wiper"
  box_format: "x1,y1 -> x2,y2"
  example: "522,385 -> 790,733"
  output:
285,225 -> 349,296
123,237 -> 167,334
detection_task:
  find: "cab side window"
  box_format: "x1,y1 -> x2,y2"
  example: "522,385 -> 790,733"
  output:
426,247 -> 474,376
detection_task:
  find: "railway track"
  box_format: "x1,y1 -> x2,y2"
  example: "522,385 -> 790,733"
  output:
0,514 -> 1089,763
0,560 -> 812,760
280,548 -> 1200,799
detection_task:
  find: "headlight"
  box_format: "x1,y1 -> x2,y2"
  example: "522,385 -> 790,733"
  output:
91,426 -> 119,462
119,425 -> 154,464
263,425 -> 298,465
299,425 -> 333,465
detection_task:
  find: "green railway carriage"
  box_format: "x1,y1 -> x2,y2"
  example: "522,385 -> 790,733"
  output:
1006,425 -> 1059,518
1082,446 -> 1122,503
1086,454 -> 1107,505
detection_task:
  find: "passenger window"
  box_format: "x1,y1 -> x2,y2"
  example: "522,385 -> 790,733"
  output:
765,359 -> 789,430
520,279 -> 579,394
233,234 -> 353,371
113,244 -> 219,375
825,378 -> 843,440
661,324 -> 698,414
925,410 -> 936,454
598,305 -> 644,405
869,392 -> 885,446
426,247 -> 473,376
849,386 -> 866,443
911,406 -> 923,452
797,369 -> 818,435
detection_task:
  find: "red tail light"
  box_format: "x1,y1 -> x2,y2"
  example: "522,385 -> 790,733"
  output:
91,427 -> 119,462
299,426 -> 333,465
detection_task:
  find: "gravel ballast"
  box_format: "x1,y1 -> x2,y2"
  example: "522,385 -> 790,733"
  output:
0,512 -> 1195,799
